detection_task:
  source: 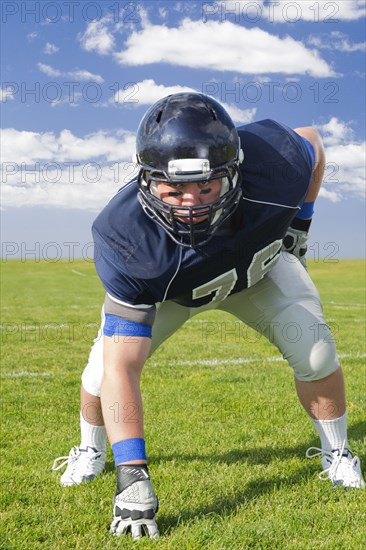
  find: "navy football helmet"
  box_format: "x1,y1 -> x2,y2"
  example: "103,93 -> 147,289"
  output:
136,93 -> 244,248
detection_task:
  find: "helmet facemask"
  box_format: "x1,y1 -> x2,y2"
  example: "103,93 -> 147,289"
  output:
137,158 -> 242,248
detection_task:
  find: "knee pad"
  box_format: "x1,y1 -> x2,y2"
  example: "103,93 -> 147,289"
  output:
263,300 -> 341,382
81,329 -> 104,397
289,322 -> 340,382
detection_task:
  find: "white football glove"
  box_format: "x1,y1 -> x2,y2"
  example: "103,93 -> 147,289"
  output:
282,226 -> 309,268
110,465 -> 159,540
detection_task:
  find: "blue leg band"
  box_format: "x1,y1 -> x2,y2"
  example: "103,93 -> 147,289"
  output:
296,201 -> 314,220
103,314 -> 152,338
112,438 -> 146,466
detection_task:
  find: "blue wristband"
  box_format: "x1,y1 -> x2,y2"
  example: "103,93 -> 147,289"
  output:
296,201 -> 314,220
112,438 -> 147,466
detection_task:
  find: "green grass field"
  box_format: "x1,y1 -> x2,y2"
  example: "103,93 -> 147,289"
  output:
1,259 -> 365,549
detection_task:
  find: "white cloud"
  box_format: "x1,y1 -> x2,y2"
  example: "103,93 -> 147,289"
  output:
114,19 -> 334,77
351,71 -> 366,79
51,93 -> 83,108
110,79 -> 256,123
27,32 -> 38,41
316,117 -> 355,147
0,89 -> 15,102
340,41 -> 366,53
1,128 -> 135,164
0,166 -> 136,210
67,70 -> 104,83
37,63 -> 62,77
0,128 -> 137,209
317,187 -> 342,202
44,42 -> 59,55
112,79 -> 195,104
78,17 -> 115,55
223,103 -> 256,124
320,142 -> 366,201
159,7 -> 168,19
37,63 -> 104,83
308,32 -> 366,53
315,118 -> 365,201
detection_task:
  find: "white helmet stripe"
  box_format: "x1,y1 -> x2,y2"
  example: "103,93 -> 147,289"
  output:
167,158 -> 210,180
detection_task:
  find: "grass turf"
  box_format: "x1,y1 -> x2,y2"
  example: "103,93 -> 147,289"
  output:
1,259 -> 365,549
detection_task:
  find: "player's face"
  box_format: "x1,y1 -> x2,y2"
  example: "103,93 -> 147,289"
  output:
152,179 -> 223,223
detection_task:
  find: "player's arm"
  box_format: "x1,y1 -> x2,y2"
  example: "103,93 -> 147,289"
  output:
101,296 -> 159,539
293,126 -> 325,202
102,332 -> 151,447
282,127 -> 325,268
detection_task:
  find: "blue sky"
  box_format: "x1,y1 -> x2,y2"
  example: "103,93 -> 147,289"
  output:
1,0 -> 365,259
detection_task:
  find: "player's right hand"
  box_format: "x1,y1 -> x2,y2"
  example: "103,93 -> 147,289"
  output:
282,226 -> 308,268
110,478 -> 159,540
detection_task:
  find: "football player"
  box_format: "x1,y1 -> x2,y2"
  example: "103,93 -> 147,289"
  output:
53,93 -> 365,540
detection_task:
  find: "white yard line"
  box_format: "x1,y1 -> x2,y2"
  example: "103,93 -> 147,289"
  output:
0,323 -> 98,330
322,301 -> 365,309
2,354 -> 364,378
1,371 -> 54,377
173,352 -> 366,367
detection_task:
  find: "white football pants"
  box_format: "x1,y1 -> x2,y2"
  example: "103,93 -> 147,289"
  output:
82,252 -> 340,396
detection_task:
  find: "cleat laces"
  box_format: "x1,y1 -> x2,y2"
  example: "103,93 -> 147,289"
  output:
52,445 -> 105,484
52,446 -> 82,472
306,440 -> 365,488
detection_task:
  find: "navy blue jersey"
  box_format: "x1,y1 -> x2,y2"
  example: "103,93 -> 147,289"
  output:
92,119 -> 314,308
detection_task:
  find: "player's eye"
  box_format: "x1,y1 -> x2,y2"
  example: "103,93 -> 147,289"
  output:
168,182 -> 181,188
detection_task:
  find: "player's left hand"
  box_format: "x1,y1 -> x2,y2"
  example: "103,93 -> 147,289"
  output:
110,478 -> 159,540
282,226 -> 309,268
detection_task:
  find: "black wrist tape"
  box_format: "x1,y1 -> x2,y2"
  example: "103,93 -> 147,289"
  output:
116,464 -> 150,494
291,217 -> 312,232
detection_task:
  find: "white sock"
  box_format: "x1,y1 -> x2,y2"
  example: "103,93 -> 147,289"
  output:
80,412 -> 107,451
312,412 -> 348,452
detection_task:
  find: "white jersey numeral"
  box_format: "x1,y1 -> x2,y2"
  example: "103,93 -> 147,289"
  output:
191,240 -> 282,304
192,268 -> 238,303
246,240 -> 282,287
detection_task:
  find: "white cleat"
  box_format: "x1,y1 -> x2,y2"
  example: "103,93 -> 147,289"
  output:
52,446 -> 106,486
306,446 -> 365,489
